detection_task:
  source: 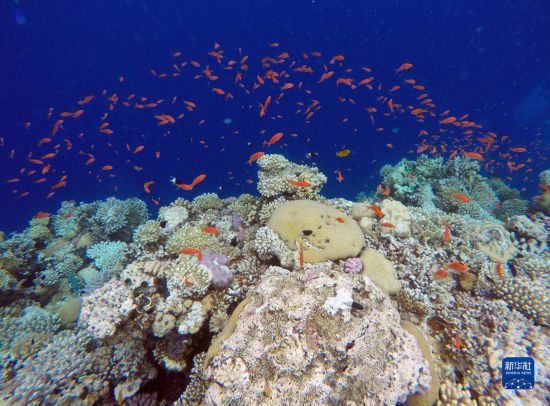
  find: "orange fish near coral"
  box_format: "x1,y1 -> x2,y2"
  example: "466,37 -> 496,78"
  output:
434,268 -> 450,279
496,262 -> 503,279
247,151 -> 264,165
455,331 -> 461,350
179,247 -> 203,261
453,193 -> 471,203
446,262 -> 468,272
202,226 -> 220,235
287,179 -> 311,187
369,204 -> 383,218
299,238 -> 304,268
443,221 -> 450,244
34,211 -> 51,219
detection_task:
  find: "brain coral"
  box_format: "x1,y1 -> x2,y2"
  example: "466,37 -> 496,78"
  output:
267,200 -> 364,263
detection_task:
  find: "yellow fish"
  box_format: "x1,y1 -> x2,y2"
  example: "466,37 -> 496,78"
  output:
336,149 -> 350,157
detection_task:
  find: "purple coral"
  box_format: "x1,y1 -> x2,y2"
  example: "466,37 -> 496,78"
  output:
202,251 -> 233,289
343,257 -> 363,274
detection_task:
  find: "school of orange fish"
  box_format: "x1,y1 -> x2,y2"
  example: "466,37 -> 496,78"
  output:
2,42 -> 546,208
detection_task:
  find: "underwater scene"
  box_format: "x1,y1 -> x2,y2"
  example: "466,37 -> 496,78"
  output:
0,0 -> 549,404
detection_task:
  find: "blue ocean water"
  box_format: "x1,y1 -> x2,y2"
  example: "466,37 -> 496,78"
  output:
0,0 -> 549,232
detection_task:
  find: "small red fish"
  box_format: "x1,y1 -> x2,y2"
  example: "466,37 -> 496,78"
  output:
380,222 -> 395,228
263,132 -> 283,147
336,170 -> 344,183
191,174 -> 206,186
434,268 -> 450,279
453,193 -> 471,203
202,226 -> 220,235
446,262 -> 468,272
299,238 -> 304,268
63,211 -> 73,219
454,331 -> 461,350
247,151 -> 264,165
143,181 -> 154,194
34,211 -> 51,219
179,247 -> 203,261
496,262 -> 503,279
287,179 -> 311,187
369,204 -> 383,218
443,221 -> 450,244
335,217 -> 345,223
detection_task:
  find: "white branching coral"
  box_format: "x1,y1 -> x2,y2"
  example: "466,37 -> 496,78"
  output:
256,154 -> 327,199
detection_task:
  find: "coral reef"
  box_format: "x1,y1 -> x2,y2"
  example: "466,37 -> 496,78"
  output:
0,154 -> 548,404
379,155 -> 527,220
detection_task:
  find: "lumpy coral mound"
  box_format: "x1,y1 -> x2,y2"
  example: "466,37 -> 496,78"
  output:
267,199 -> 364,262
202,266 -> 431,405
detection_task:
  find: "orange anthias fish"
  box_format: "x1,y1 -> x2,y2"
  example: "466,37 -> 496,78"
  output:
496,262 -> 503,279
263,132 -> 283,147
443,221 -> 450,244
191,174 -> 206,186
299,238 -> 304,268
143,181 -> 154,194
454,331 -> 461,350
335,217 -> 345,223
34,211 -> 51,219
395,62 -> 413,73
453,193 -> 471,203
446,262 -> 468,272
369,204 -> 383,218
380,222 -> 395,228
170,177 -> 193,190
287,179 -> 311,187
202,226 -> 220,235
463,151 -> 483,161
336,170 -> 344,183
434,268 -> 450,279
179,247 -> 203,261
247,151 -> 265,165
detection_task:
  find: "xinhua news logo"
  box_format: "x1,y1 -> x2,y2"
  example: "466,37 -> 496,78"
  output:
502,357 -> 534,390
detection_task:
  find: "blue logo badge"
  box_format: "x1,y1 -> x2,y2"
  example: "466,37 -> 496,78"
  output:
502,357 -> 534,389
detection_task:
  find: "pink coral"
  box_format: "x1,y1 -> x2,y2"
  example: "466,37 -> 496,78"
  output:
343,257 -> 363,274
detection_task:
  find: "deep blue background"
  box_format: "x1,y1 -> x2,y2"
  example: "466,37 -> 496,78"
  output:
1,0 -> 549,232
